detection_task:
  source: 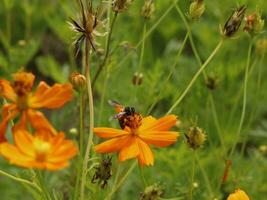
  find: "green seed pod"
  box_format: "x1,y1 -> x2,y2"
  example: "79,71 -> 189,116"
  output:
189,0 -> 205,20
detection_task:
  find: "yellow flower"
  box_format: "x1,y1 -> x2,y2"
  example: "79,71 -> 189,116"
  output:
227,189 -> 250,200
94,115 -> 179,166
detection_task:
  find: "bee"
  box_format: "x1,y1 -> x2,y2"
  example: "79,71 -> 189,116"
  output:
108,100 -> 142,129
223,5 -> 246,37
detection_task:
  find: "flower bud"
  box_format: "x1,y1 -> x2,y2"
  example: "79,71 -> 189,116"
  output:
222,5 -> 246,37
256,39 -> 267,55
227,189 -> 249,200
185,126 -> 206,150
205,73 -> 219,90
69,128 -> 78,136
244,12 -> 265,36
141,0 -> 155,20
132,72 -> 143,86
189,0 -> 205,20
140,183 -> 165,200
91,156 -> 112,189
69,72 -> 86,92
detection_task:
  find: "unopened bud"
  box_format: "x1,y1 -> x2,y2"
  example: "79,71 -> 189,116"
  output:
132,72 -> 143,86
70,72 -> 86,92
222,5 -> 246,37
189,0 -> 205,20
185,126 -> 206,150
205,73 -> 219,90
140,183 -> 165,200
141,0 -> 155,20
69,128 -> 78,135
256,39 -> 267,55
244,12 -> 265,36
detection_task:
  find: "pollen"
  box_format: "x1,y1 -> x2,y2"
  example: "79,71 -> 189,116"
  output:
12,72 -> 35,97
33,138 -> 51,162
124,113 -> 143,130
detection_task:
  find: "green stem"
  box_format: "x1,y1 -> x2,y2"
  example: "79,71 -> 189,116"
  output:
147,31 -> 189,114
209,93 -> 226,154
229,40 -> 253,158
189,151 -> 196,200
79,93 -> 84,153
166,40 -> 223,115
195,154 -> 213,198
111,0 -> 180,73
92,11 -> 118,87
80,41 -> 95,200
133,21 -> 147,104
0,169 -> 41,192
139,166 -> 148,187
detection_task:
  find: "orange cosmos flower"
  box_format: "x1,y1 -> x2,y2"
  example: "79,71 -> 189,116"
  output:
0,128 -> 77,170
0,72 -> 73,142
227,189 -> 250,200
94,115 -> 179,166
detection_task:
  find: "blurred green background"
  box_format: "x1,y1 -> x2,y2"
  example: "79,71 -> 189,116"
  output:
0,0 -> 267,199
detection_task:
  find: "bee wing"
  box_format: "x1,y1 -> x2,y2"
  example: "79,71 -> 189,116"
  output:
109,111 -> 126,121
108,99 -> 124,113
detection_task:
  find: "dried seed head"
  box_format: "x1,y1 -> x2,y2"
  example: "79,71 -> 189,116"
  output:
222,5 -> 246,37
69,72 -> 86,92
185,126 -> 206,150
140,183 -> 165,200
91,156 -> 112,189
141,0 -> 155,20
132,72 -> 144,86
112,0 -> 128,13
205,73 -> 219,90
255,39 -> 267,55
189,0 -> 205,20
244,12 -> 265,36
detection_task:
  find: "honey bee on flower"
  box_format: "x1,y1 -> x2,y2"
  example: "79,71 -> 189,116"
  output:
94,101 -> 179,166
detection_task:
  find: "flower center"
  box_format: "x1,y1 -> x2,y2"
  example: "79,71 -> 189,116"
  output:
124,113 -> 142,132
33,139 -> 51,162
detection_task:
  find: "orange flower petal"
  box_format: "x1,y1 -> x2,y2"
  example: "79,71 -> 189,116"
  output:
139,131 -> 179,147
138,116 -> 157,131
94,127 -> 129,138
0,80 -> 17,102
136,138 -> 154,166
13,129 -> 35,157
94,135 -> 131,153
0,105 -> 19,142
45,161 -> 69,171
29,82 -> 73,109
0,143 -> 33,167
26,109 -> 57,135
119,136 -> 139,161
140,115 -> 177,132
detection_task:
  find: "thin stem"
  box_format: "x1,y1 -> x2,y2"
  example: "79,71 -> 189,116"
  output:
133,21 -> 147,104
229,40 -> 253,158
111,0 -> 180,73
209,93 -> 226,154
195,154 -> 213,198
79,93 -> 84,153
80,41 -> 95,200
166,40 -> 223,115
92,11 -> 118,87
189,151 -> 196,200
139,166 -> 148,187
147,31 -> 189,114
0,169 -> 41,192
106,161 -> 137,200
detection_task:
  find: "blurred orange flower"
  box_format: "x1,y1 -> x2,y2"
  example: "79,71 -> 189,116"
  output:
227,189 -> 250,200
94,115 -> 179,166
0,129 -> 77,170
0,72 -> 73,142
